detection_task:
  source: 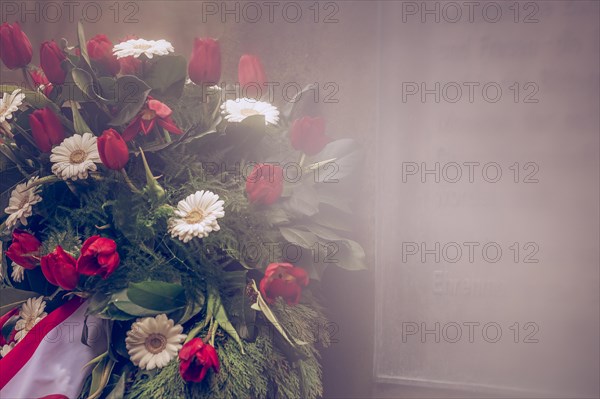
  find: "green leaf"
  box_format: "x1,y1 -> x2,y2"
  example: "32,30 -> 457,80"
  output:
282,184 -> 319,217
105,370 -> 127,399
77,21 -> 91,67
311,139 -> 361,182
172,291 -> 205,324
279,227 -> 319,249
127,281 -> 186,312
109,75 -> 151,126
1,315 -> 18,341
0,288 -> 38,316
281,83 -> 320,121
249,280 -> 307,347
71,68 -> 97,101
71,101 -> 91,134
88,353 -> 115,399
145,55 -> 187,95
0,85 -> 54,109
111,289 -> 162,317
206,287 -> 244,353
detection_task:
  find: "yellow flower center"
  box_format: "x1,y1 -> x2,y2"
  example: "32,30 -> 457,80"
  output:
185,209 -> 205,224
69,149 -> 87,164
240,108 -> 259,117
144,333 -> 167,354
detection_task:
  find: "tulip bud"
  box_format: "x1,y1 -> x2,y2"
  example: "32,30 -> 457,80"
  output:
40,40 -> 67,84
245,163 -> 284,205
87,34 -> 120,76
28,67 -> 53,97
98,128 -> 129,170
0,22 -> 32,69
188,38 -> 221,86
29,107 -> 65,153
290,116 -> 331,156
41,246 -> 79,291
238,54 -> 266,91
5,230 -> 42,270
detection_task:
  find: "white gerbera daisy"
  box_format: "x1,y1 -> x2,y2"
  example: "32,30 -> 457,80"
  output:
113,38 -> 174,59
221,98 -> 279,125
50,133 -> 101,180
15,296 -> 47,342
4,177 -> 42,228
1,342 -> 15,357
125,314 -> 186,370
11,264 -> 25,283
0,89 -> 25,124
168,190 -> 225,243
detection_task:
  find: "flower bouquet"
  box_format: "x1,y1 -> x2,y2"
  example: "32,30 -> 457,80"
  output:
0,21 -> 365,398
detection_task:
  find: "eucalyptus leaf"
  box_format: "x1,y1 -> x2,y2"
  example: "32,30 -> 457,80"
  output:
279,227 -> 319,249
111,289 -> 162,317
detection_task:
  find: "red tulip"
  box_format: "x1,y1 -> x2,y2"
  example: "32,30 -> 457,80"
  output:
5,230 -> 41,269
40,40 -> 67,84
121,98 -> 183,142
290,116 -> 331,156
98,128 -> 129,170
238,54 -> 266,88
179,338 -> 219,383
0,22 -> 32,69
76,236 -> 120,279
245,163 -> 284,205
29,67 -> 53,97
188,38 -> 221,86
41,246 -> 79,291
87,34 -> 120,76
259,262 -> 309,305
29,107 -> 65,153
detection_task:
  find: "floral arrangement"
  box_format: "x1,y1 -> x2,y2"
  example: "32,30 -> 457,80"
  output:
0,21 -> 364,398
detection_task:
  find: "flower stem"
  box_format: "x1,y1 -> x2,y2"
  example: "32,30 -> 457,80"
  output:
21,67 -> 34,91
28,175 -> 60,187
120,169 -> 142,194
298,153 -> 306,168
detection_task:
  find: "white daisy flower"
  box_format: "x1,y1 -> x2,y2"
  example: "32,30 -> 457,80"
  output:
50,133 -> 101,180
4,177 -> 42,228
125,314 -> 186,370
221,98 -> 279,125
113,38 -> 174,59
11,264 -> 25,283
1,342 -> 15,357
168,190 -> 225,243
15,296 -> 47,342
0,89 -> 25,124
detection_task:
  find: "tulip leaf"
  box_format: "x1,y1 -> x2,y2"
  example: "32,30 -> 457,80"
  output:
249,280 -> 307,347
89,353 -> 115,399
105,370 -> 127,399
0,287 -> 38,316
71,101 -> 92,134
206,287 -> 244,353
0,85 -> 54,109
109,75 -> 151,126
127,281 -> 186,312
145,55 -> 187,96
77,21 -> 91,68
